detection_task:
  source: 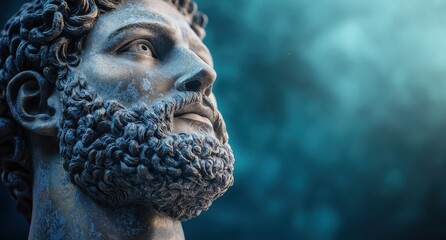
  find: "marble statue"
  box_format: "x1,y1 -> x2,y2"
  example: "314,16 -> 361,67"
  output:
0,0 -> 235,239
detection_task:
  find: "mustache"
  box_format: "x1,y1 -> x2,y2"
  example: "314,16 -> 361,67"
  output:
124,91 -> 228,144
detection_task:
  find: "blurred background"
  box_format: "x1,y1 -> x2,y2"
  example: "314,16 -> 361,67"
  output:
2,0 -> 446,239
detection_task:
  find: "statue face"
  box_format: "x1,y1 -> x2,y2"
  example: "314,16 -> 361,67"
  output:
58,0 -> 234,221
75,0 -> 217,136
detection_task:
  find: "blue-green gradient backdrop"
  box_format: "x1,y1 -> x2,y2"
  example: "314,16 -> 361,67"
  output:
2,0 -> 446,239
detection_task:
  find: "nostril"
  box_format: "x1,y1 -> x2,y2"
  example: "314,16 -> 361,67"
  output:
184,80 -> 201,91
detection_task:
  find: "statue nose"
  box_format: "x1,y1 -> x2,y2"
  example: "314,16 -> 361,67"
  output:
174,51 -> 216,96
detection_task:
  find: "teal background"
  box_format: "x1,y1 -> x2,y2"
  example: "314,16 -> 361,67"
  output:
3,0 -> 446,239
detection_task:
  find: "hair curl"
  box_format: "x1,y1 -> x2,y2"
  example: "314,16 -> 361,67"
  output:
0,0 -> 208,221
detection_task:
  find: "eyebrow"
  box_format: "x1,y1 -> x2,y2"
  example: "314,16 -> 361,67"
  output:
105,18 -> 213,65
107,21 -> 177,42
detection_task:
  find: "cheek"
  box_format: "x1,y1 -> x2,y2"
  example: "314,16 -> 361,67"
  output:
77,55 -> 173,106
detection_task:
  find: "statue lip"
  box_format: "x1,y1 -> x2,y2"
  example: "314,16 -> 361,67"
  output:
174,102 -> 217,131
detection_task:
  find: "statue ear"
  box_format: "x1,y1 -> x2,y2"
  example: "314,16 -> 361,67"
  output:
6,71 -> 60,136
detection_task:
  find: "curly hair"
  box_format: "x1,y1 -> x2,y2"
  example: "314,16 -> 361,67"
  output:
0,0 -> 208,221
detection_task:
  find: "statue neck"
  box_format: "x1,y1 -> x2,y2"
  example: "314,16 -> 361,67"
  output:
28,136 -> 184,240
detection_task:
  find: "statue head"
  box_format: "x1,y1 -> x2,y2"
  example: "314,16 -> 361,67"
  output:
0,0 -> 234,225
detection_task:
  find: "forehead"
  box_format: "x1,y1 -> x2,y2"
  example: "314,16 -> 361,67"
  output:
89,0 -> 199,45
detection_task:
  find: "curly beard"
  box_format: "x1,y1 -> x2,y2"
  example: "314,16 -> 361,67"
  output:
57,74 -> 234,221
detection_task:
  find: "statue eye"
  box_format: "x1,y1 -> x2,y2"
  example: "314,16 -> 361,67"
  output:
138,43 -> 150,52
120,40 -> 158,59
